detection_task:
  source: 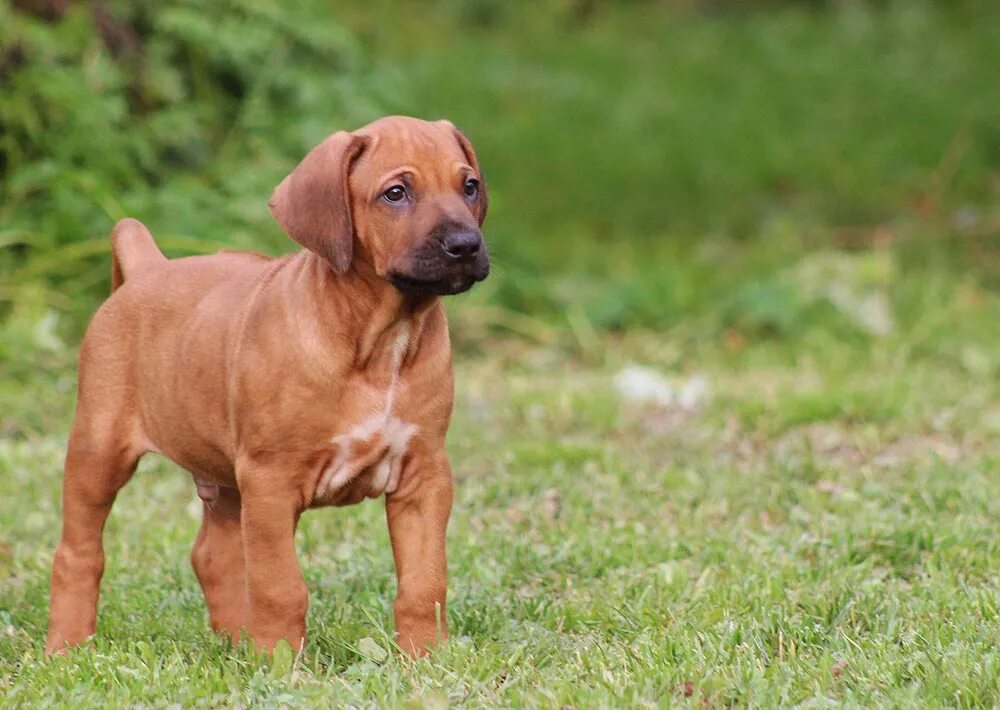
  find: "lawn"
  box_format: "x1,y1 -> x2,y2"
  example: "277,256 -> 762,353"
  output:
2,0 -> 1000,706
2,327 -> 999,706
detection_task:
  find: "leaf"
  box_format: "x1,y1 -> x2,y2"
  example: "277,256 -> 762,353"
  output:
357,636 -> 388,664
268,639 -> 294,678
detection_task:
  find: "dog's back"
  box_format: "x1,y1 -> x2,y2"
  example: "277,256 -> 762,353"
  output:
110,217 -> 273,293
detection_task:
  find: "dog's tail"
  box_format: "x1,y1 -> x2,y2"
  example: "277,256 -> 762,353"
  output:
110,218 -> 166,292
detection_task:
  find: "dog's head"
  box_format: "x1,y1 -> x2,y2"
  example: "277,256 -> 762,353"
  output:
269,116 -> 489,296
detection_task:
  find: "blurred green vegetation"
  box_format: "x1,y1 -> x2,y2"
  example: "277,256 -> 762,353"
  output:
1,0 -> 998,367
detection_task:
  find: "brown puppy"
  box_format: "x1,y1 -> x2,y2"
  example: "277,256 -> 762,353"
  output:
45,116 -> 489,656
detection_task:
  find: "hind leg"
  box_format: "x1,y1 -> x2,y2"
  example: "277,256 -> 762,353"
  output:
46,416 -> 143,653
191,485 -> 246,641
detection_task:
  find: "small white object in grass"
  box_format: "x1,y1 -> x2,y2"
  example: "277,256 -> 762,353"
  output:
613,365 -> 709,409
614,365 -> 674,405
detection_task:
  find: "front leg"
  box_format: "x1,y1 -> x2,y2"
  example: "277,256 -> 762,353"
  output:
386,453 -> 453,656
237,462 -> 307,651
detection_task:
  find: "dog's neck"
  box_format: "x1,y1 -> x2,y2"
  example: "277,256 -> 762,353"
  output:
301,252 -> 438,369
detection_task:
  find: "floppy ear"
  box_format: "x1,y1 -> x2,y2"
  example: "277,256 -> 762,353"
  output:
443,122 -> 488,226
268,131 -> 368,273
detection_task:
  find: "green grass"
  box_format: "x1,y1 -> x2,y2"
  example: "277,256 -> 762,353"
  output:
2,326 -> 1000,706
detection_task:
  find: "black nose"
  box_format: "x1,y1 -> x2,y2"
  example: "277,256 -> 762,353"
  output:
440,229 -> 482,261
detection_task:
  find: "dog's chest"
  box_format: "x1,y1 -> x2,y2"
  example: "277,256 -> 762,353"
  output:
312,323 -> 417,506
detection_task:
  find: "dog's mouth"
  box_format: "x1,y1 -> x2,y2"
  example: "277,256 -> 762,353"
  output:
388,270 -> 485,296
388,256 -> 490,296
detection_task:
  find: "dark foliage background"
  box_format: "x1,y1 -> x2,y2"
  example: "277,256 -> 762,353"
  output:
2,0 -> 998,373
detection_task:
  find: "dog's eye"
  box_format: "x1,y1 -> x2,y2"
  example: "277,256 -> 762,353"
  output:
383,185 -> 407,203
463,178 -> 479,198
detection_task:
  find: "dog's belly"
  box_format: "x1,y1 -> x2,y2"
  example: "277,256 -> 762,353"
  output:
311,414 -> 417,507
165,445 -> 235,485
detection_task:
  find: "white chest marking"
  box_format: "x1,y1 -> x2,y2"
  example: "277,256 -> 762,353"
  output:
316,323 -> 418,499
